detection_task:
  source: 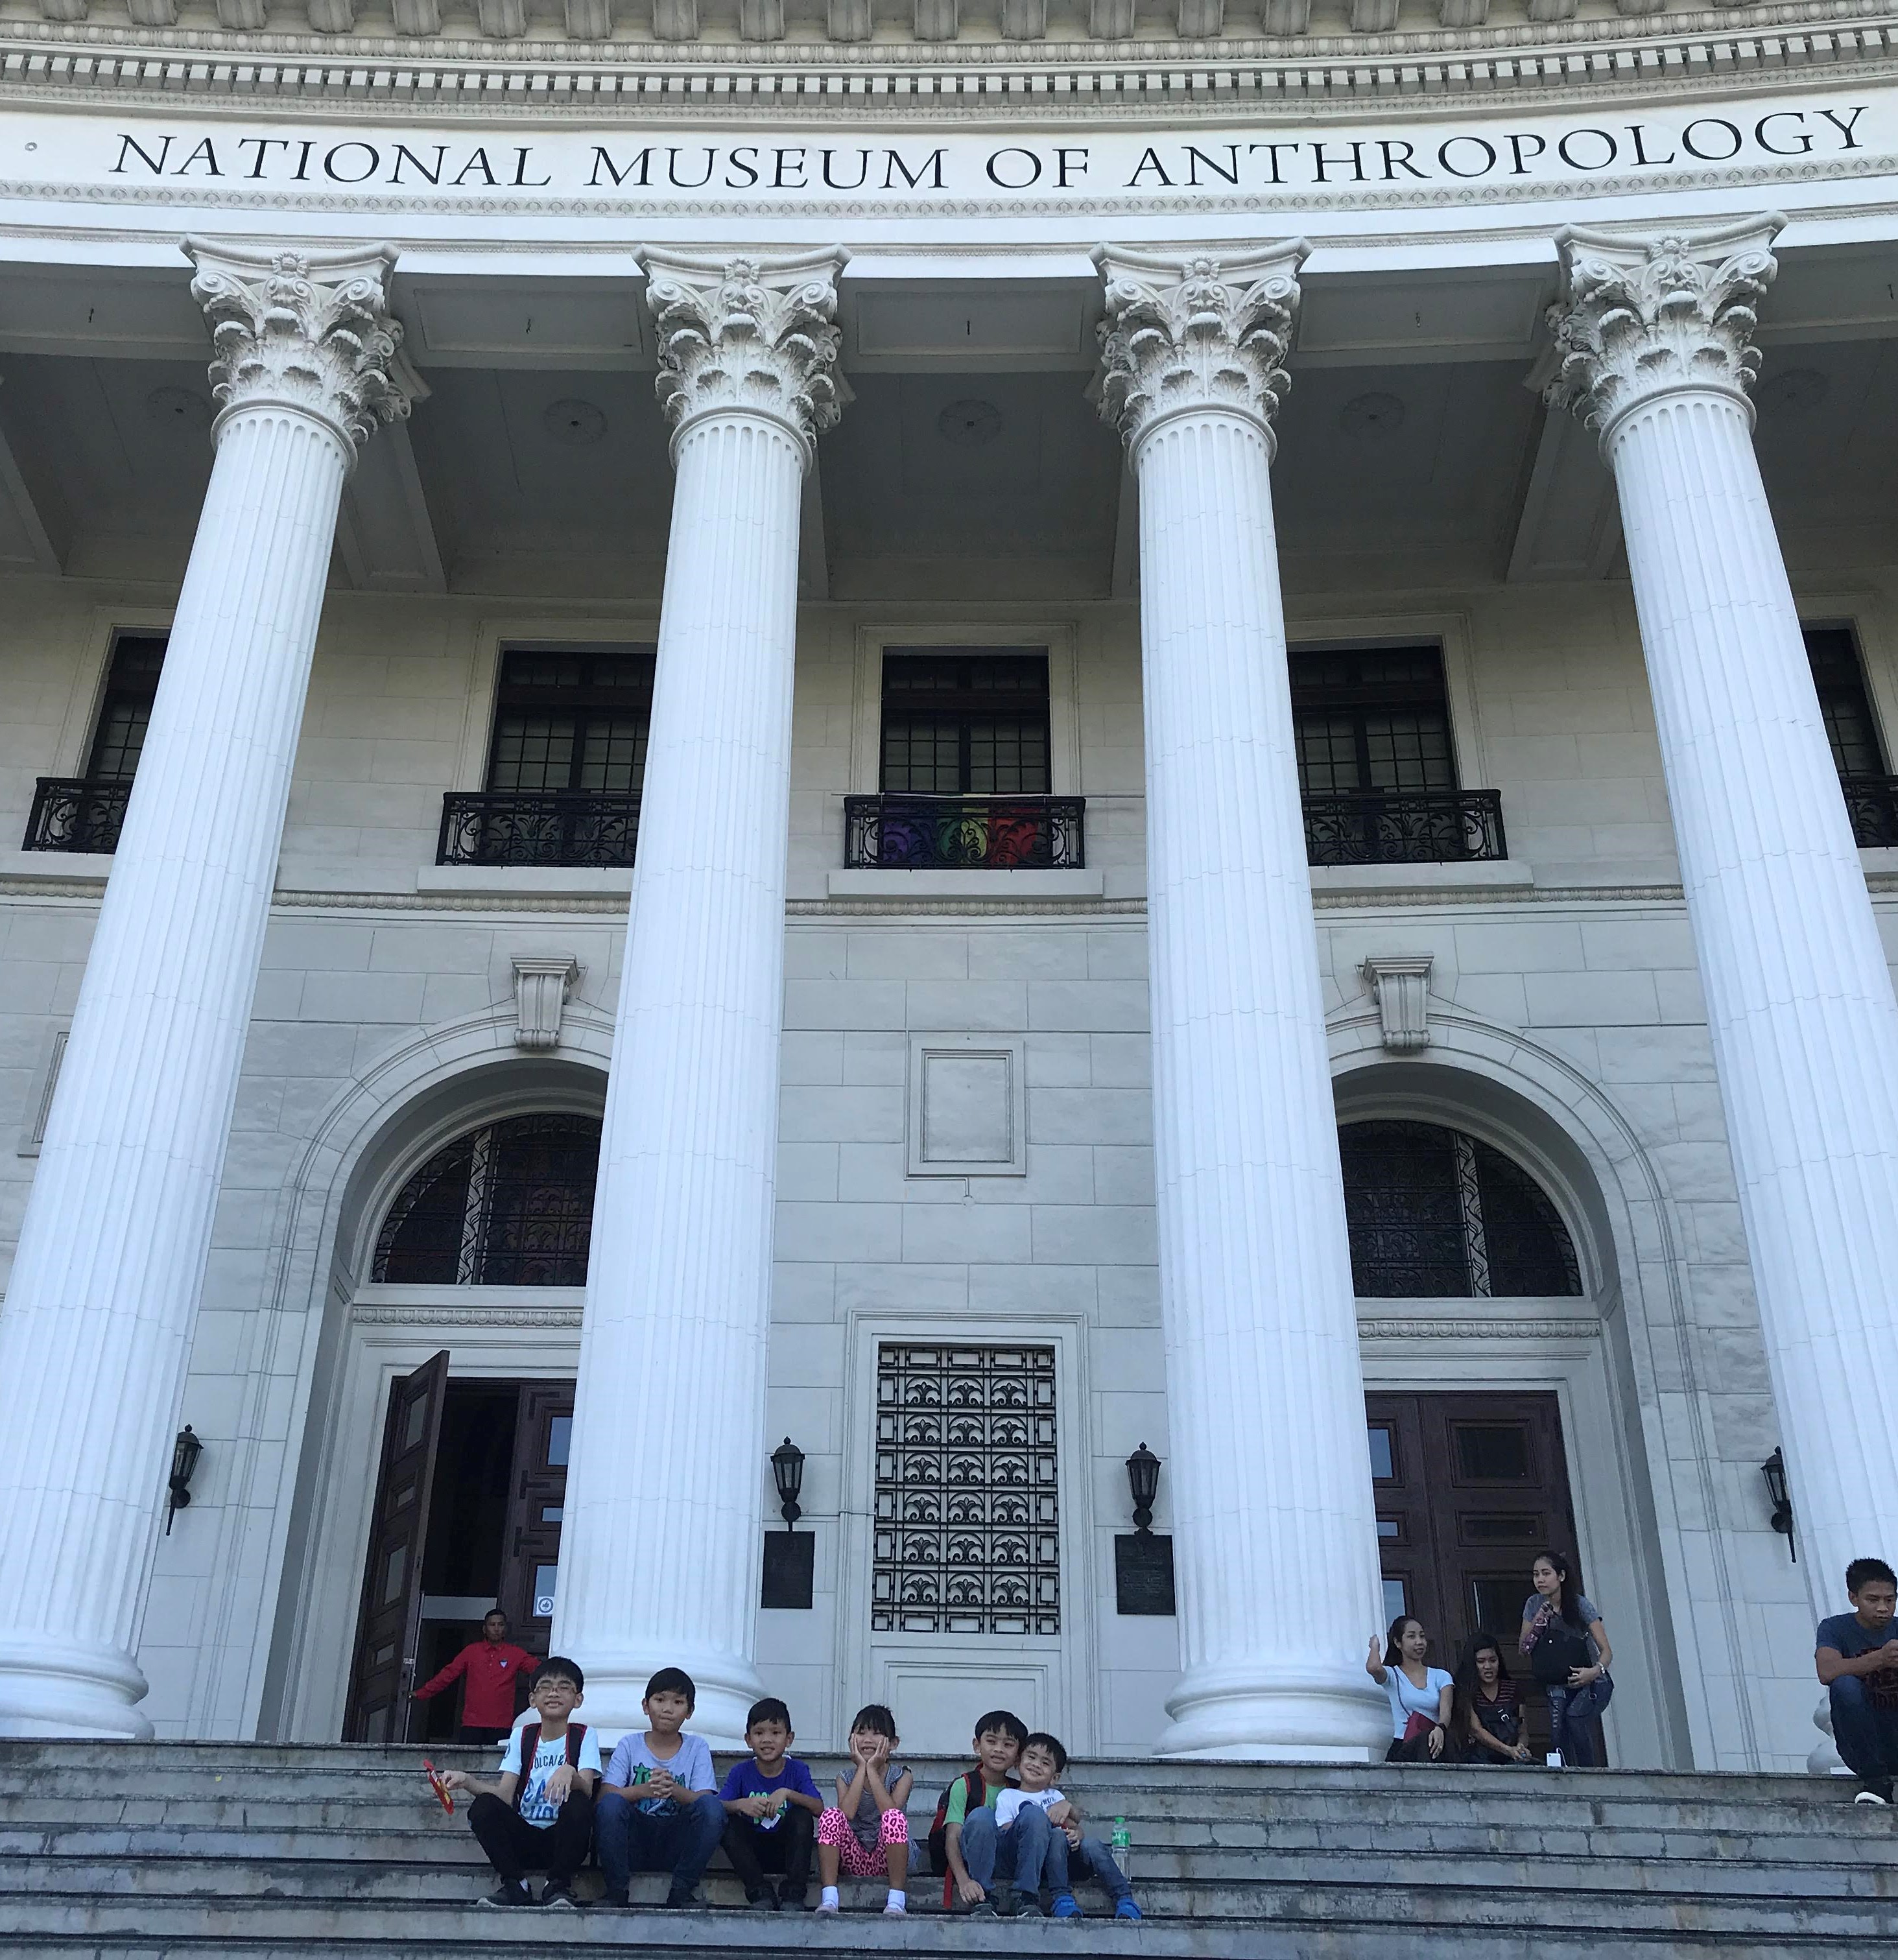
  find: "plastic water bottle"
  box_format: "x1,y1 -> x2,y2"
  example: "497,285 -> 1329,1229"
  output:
1110,1817 -> 1132,1881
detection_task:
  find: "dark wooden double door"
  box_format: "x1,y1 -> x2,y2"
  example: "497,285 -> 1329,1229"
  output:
345,1356 -> 573,1742
1368,1390 -> 1587,1759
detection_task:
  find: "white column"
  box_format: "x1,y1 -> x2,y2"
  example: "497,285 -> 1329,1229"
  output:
0,243 -> 414,1738
1097,248 -> 1388,1760
1545,217 -> 1898,1609
553,252 -> 846,1743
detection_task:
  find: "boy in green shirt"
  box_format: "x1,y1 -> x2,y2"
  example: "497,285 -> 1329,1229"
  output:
926,1710 -> 1026,1914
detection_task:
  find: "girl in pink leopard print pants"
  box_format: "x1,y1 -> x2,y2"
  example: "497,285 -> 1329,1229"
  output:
816,1704 -> 914,1915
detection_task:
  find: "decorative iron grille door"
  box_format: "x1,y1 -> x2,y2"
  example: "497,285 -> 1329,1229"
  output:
873,1343 -> 1060,1636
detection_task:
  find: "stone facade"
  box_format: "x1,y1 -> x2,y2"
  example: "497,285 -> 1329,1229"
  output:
1,0 -> 1895,1773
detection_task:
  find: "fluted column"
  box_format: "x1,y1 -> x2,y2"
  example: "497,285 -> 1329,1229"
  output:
0,243 -> 413,1738
1096,248 -> 1388,1760
1545,217 -> 1898,1612
553,251 -> 846,1742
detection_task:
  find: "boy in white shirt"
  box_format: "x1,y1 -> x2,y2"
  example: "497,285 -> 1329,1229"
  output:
438,1656 -> 600,1909
996,1733 -> 1141,1922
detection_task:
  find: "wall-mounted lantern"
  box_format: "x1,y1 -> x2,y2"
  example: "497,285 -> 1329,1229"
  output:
165,1426 -> 202,1535
1126,1442 -> 1162,1534
1762,1447 -> 1796,1561
762,1437 -> 814,1610
771,1436 -> 805,1530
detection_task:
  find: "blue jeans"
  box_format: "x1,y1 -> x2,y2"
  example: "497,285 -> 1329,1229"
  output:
595,1790 -> 725,1900
1545,1674 -> 1614,1765
1831,1675 -> 1898,1785
1044,1831 -> 1133,1907
958,1804 -> 1046,1895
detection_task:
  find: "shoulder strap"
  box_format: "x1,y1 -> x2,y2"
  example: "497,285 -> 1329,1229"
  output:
565,1723 -> 586,1767
512,1722 -> 542,1813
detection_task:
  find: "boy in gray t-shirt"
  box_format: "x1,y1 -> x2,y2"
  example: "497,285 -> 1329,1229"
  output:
594,1666 -> 725,1907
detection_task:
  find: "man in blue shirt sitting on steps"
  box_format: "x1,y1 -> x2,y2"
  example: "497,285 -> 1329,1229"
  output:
1817,1556 -> 1898,1805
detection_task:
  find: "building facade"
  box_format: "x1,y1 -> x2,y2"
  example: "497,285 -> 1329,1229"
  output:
0,0 -> 1895,1771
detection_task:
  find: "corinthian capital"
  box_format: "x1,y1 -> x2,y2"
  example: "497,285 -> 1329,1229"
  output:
642,248 -> 849,465
1539,215 -> 1785,446
1094,241 -> 1310,458
184,239 -> 418,460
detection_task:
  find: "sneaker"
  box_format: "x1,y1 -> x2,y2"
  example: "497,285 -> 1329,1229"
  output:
1856,1782 -> 1893,1806
662,1887 -> 700,1909
1051,1893 -> 1082,1919
1013,1895 -> 1045,1919
591,1890 -> 630,1909
967,1896 -> 998,1917
778,1885 -> 811,1911
538,1883 -> 578,1909
814,1897 -> 840,1916
883,1900 -> 908,1917
477,1882 -> 531,1909
1114,1898 -> 1144,1922
745,1887 -> 778,1911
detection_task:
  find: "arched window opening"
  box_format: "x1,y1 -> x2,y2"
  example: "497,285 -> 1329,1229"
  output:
1340,1118 -> 1582,1299
372,1113 -> 600,1286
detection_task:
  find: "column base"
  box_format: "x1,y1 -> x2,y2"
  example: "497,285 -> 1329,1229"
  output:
0,1640 -> 153,1740
553,1639 -> 764,1749
1156,1659 -> 1390,1762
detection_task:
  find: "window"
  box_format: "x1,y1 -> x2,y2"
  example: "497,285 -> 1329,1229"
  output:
880,650 -> 1050,795
873,1343 -> 1059,1636
1290,643 -> 1455,797
1805,628 -> 1888,778
372,1113 -> 600,1286
484,646 -> 656,795
1339,1119 -> 1582,1299
85,633 -> 169,783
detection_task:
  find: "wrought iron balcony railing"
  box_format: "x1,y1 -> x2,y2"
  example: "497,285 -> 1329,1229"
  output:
1841,775 -> 1898,849
437,790 -> 641,868
23,777 -> 131,854
844,794 -> 1085,871
1302,788 -> 1507,867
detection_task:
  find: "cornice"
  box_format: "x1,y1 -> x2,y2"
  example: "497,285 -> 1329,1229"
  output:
2,2 -> 1897,115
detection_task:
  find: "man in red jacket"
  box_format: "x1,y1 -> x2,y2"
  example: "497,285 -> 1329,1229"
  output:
412,1609 -> 538,1743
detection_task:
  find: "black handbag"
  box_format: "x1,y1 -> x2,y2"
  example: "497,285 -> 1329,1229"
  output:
1528,1616 -> 1592,1688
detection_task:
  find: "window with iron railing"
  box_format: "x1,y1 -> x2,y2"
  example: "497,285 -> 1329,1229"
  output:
1806,625 -> 1898,847
23,631 -> 167,854
848,647 -> 1084,869
438,645 -> 654,867
1292,642 -> 1504,866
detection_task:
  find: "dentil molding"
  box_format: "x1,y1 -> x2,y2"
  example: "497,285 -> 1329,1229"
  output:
1537,213 -> 1783,446
1096,242 -> 1309,458
644,247 -> 849,462
185,239 -> 422,456
353,1301 -> 585,1324
1357,1315 -> 1602,1338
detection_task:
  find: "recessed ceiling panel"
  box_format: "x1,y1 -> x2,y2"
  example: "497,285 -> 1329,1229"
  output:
852,285 -> 1093,370
407,283 -> 645,368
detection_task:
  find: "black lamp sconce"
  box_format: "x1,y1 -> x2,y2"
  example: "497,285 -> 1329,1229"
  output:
1115,1442 -> 1175,1616
761,1437 -> 815,1610
1762,1447 -> 1796,1561
165,1425 -> 202,1535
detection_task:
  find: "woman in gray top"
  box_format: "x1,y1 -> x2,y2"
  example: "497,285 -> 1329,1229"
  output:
1520,1549 -> 1615,1765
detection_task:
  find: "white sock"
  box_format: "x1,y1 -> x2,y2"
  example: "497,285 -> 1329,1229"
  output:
820,1886 -> 840,1909
886,1890 -> 907,1912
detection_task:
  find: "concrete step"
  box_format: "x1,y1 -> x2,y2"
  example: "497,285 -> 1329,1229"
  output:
5,1812 -> 1891,1867
0,1843 -> 1892,1905
3,1880 -> 1895,1948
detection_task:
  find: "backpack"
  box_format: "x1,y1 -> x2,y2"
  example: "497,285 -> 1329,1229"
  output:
510,1720 -> 587,1815
928,1769 -> 991,1906
1527,1614 -> 1593,1689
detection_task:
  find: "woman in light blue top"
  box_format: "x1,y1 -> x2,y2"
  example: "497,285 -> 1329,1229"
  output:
1366,1615 -> 1453,1761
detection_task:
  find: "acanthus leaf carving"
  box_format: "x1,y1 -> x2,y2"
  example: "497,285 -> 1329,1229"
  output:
1538,215 -> 1785,445
184,238 -> 419,460
1094,241 -> 1310,457
641,247 -> 849,464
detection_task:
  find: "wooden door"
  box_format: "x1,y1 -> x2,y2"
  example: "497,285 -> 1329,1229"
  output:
346,1351 -> 451,1742
1366,1390 -> 1586,1757
499,1383 -> 573,1644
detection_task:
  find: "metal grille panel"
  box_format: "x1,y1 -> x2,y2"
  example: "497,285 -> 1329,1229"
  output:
873,1343 -> 1059,1636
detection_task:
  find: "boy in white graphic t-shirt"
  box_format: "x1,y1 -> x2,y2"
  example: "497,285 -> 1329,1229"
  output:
438,1656 -> 601,1909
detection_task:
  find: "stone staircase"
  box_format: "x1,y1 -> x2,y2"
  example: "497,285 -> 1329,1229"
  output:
1,1740 -> 1893,1957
